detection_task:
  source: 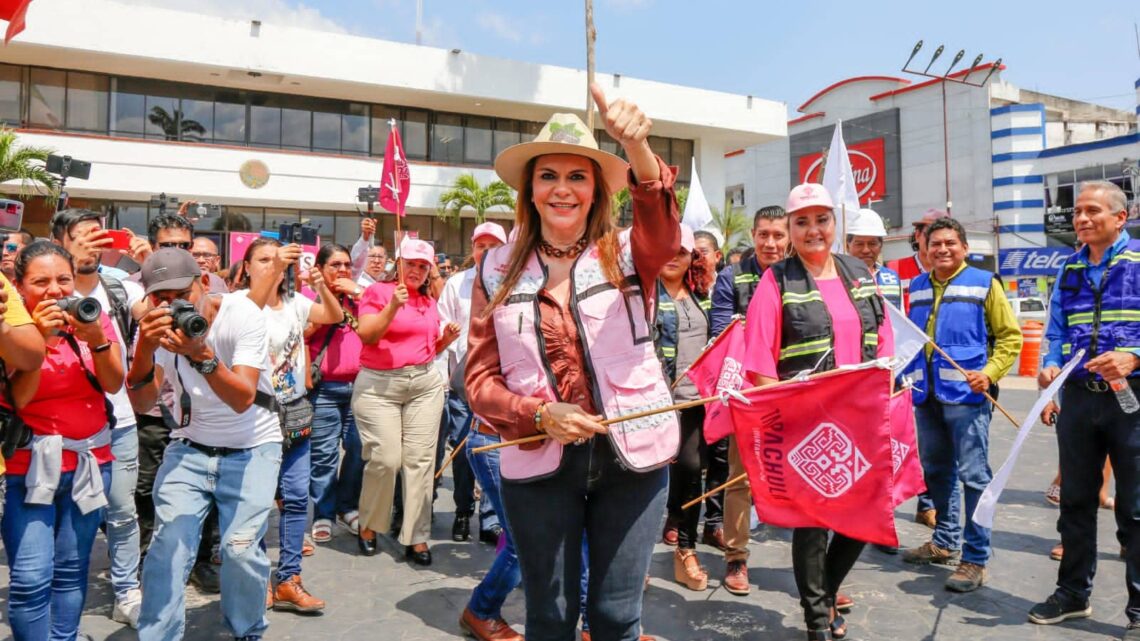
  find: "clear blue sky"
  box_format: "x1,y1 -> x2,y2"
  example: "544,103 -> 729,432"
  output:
145,0 -> 1140,115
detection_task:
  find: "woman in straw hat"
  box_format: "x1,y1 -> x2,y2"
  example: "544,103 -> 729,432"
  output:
465,84 -> 680,641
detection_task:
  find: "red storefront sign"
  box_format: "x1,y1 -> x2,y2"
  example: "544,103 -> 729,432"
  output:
798,138 -> 886,204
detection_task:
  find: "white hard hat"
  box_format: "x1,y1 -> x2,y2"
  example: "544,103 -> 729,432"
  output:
847,208 -> 887,237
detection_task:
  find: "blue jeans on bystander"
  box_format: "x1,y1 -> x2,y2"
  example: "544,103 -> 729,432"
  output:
464,430 -> 520,619
308,381 -> 363,522
276,438 -> 311,583
106,424 -> 141,598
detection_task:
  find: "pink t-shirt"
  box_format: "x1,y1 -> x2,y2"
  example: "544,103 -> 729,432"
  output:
359,282 -> 440,371
303,289 -> 363,383
743,269 -> 893,381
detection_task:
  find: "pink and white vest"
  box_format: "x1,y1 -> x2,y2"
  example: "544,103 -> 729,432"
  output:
480,229 -> 680,481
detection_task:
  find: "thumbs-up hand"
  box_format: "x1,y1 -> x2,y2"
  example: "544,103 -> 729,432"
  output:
590,82 -> 652,148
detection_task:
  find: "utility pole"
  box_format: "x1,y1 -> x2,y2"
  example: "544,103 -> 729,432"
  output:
585,0 -> 596,130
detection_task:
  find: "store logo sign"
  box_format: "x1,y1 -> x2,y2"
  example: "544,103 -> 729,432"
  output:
798,138 -> 887,204
999,247 -> 1073,276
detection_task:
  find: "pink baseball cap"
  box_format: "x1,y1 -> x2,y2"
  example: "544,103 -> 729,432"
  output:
915,208 -> 950,226
785,183 -> 834,214
679,224 -> 696,252
399,238 -> 436,264
472,221 -> 507,245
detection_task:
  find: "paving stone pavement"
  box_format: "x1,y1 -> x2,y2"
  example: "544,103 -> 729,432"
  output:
0,380 -> 1132,640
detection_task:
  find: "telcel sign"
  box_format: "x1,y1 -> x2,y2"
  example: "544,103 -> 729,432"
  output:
998,247 -> 1073,276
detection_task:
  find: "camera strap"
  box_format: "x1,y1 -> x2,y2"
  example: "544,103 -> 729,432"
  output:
61,333 -> 106,396
0,360 -> 17,409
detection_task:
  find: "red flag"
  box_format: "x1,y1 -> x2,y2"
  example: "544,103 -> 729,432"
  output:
0,0 -> 31,44
684,319 -> 746,445
379,120 -> 410,216
729,365 -> 898,547
889,387 -> 926,507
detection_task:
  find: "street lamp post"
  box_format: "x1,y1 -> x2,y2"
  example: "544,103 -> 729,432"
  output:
901,41 -> 1001,216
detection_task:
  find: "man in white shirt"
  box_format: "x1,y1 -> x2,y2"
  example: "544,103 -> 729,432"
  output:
50,208 -> 147,626
127,249 -> 282,641
349,217 -> 389,287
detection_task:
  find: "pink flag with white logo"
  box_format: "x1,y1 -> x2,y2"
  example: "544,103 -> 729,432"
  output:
889,387 -> 926,507
729,365 -> 897,546
683,319 -> 746,445
379,120 -> 410,216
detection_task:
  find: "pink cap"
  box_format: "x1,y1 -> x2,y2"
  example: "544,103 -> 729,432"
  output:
679,224 -> 696,252
399,238 -> 436,264
915,208 -> 949,226
507,226 -> 519,243
785,183 -> 834,214
472,221 -> 507,245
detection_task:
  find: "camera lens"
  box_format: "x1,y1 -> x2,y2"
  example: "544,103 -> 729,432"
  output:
57,295 -> 102,324
181,315 -> 209,338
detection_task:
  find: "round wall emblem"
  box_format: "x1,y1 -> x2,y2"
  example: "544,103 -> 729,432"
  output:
239,160 -> 270,189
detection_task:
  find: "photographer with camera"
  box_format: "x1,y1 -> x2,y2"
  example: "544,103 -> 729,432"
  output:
126,248 -> 282,641
50,207 -> 152,625
2,241 -> 123,641
237,237 -> 343,613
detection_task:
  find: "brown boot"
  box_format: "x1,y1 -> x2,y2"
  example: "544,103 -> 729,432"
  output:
701,525 -> 728,551
915,508 -> 937,529
272,575 -> 325,613
723,559 -> 750,596
459,607 -> 523,641
673,548 -> 708,591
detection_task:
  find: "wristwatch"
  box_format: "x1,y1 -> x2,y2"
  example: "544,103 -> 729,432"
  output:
190,356 -> 219,375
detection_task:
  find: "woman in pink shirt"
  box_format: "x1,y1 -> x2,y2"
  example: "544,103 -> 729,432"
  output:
352,238 -> 460,563
743,184 -> 893,641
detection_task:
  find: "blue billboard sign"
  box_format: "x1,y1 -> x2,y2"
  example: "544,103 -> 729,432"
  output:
998,247 -> 1073,276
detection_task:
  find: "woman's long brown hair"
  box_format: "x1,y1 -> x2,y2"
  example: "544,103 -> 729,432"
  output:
487,157 -> 623,310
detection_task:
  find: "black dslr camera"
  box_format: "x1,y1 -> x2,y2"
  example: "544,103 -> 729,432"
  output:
169,299 -> 208,338
0,405 -> 30,459
56,295 -> 102,324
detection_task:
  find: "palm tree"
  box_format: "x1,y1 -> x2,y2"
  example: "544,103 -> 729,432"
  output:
148,106 -> 207,142
436,173 -> 516,224
711,195 -> 751,250
0,127 -> 58,205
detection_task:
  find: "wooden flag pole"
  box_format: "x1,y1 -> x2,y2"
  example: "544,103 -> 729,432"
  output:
681,473 -> 748,511
434,435 -> 469,480
925,340 -> 1020,429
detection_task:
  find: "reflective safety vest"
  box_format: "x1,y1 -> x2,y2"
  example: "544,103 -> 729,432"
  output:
875,264 -> 903,309
655,282 -> 710,381
479,229 -> 680,481
769,254 -> 884,380
1057,238 -> 1140,380
905,266 -> 993,405
729,251 -> 762,315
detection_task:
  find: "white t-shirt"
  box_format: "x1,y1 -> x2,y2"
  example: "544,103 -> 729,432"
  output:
82,277 -> 145,430
236,290 -> 314,404
155,293 -> 281,448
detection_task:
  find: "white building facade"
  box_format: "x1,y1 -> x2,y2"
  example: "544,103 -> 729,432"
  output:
726,66 -> 1139,295
0,0 -> 785,262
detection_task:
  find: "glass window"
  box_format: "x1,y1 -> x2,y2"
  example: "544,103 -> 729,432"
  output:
342,103 -> 369,155
0,64 -> 21,124
65,72 -> 108,132
648,136 -> 670,163
178,86 -> 214,143
1074,166 -> 1104,183
522,121 -> 543,138
432,113 -> 463,163
403,109 -> 428,159
493,119 -> 520,158
370,105 -> 399,156
110,77 -> 146,136
335,213 -> 363,247
312,110 -> 341,152
250,104 -> 281,147
465,116 -> 493,164
144,88 -> 179,140
265,208 -> 299,234
301,211 -> 336,245
281,108 -> 310,150
223,208 -> 260,235
213,91 -> 246,143
111,203 -> 148,235
671,139 -> 693,181
29,68 -> 66,128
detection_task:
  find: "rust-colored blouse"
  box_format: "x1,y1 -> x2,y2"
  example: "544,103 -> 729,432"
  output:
466,157 -> 679,447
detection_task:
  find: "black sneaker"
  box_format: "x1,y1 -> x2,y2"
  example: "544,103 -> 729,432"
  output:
452,514 -> 471,542
1028,594 -> 1092,625
189,561 -> 221,594
1124,621 -> 1140,641
479,524 -> 503,545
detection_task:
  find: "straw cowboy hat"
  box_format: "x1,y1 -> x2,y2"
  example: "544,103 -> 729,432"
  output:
493,112 -> 629,195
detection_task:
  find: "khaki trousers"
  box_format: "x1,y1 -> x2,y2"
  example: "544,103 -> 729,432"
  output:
351,364 -> 445,546
724,435 -> 752,563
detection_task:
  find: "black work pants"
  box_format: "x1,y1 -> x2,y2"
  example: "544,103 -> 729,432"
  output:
666,407 -> 706,548
791,528 -> 865,632
703,436 -> 729,528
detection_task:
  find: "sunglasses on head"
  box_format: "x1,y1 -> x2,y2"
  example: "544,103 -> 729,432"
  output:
158,241 -> 192,250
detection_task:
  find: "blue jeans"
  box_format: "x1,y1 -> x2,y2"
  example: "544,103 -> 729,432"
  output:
500,437 -> 667,641
465,430 -> 520,619
107,424 -> 141,597
138,441 -> 281,641
276,438 -> 310,582
443,395 -> 497,529
915,399 -> 994,566
2,464 -> 112,641
308,381 -> 364,521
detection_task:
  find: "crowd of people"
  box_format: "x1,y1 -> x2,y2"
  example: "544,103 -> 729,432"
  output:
0,83 -> 1137,641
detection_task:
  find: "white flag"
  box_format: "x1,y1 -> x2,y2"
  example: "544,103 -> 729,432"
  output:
821,120 -> 861,254
682,157 -> 714,232
886,302 -> 929,375
972,349 -> 1085,529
